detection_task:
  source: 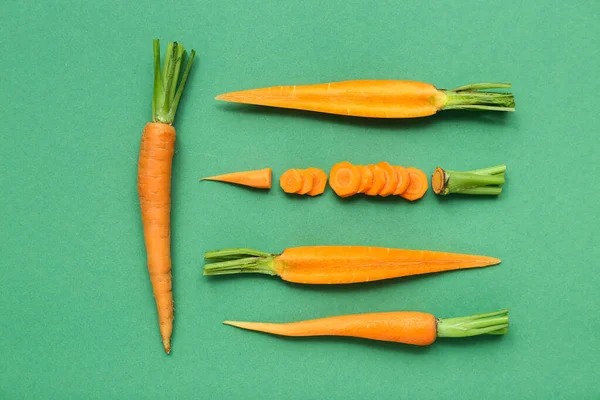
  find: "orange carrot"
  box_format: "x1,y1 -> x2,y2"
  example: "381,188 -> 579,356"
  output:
280,169 -> 304,194
297,170 -> 314,195
202,168 -> 272,189
224,309 -> 509,345
357,165 -> 373,193
204,246 -> 501,284
216,80 -> 515,118
306,168 -> 328,196
365,164 -> 386,196
400,168 -> 429,201
329,162 -> 361,198
393,166 -> 410,195
377,162 -> 399,197
138,39 -> 195,354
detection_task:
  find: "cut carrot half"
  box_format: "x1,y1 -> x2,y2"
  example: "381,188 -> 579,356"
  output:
297,170 -> 314,195
329,162 -> 361,198
393,166 -> 410,195
377,162 -> 399,197
280,169 -> 304,194
357,165 -> 373,193
202,168 -> 272,189
365,164 -> 386,196
400,168 -> 428,201
306,168 -> 328,196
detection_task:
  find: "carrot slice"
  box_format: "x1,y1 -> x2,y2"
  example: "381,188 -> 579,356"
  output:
365,164 -> 386,196
377,162 -> 399,197
329,162 -> 361,198
306,168 -> 328,196
297,170 -> 314,195
357,165 -> 373,193
393,166 -> 410,195
280,169 -> 304,194
400,168 -> 429,201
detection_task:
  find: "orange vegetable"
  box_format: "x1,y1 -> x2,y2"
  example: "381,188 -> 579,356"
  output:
138,40 -> 195,354
365,164 -> 386,196
280,169 -> 304,194
357,165 -> 373,193
306,168 -> 328,196
393,166 -> 410,195
224,309 -> 509,346
329,162 -> 361,198
400,167 -> 429,201
202,168 -> 272,189
204,245 -> 501,284
297,170 -> 314,195
216,80 -> 515,118
377,161 -> 399,197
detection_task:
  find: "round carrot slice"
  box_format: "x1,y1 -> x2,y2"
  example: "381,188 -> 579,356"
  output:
357,165 -> 373,193
377,162 -> 399,197
329,162 -> 361,198
280,169 -> 304,194
297,170 -> 314,195
365,164 -> 386,196
393,166 -> 410,195
400,168 -> 429,201
306,168 -> 328,196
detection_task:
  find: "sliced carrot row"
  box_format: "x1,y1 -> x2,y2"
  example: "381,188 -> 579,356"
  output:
329,161 -> 428,201
280,168 -> 328,196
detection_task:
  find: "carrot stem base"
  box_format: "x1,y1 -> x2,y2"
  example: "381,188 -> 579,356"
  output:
441,83 -> 515,112
437,309 -> 509,338
203,248 -> 277,276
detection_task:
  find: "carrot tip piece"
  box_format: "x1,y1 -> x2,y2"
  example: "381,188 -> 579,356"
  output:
163,339 -> 171,354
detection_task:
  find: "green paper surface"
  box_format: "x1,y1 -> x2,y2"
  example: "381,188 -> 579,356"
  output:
1,1 -> 599,399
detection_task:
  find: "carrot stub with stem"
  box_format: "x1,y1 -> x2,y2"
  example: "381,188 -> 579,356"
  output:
138,39 -> 195,354
201,168 -> 272,189
432,164 -> 506,195
203,246 -> 501,284
216,80 -> 515,119
224,309 -> 509,346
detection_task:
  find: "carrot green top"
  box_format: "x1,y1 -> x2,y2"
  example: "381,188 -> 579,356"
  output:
151,39 -> 196,125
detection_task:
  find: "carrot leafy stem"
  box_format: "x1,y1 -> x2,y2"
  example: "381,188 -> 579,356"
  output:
437,309 -> 509,337
442,83 -> 515,112
432,164 -> 506,196
152,39 -> 196,124
203,248 -> 276,276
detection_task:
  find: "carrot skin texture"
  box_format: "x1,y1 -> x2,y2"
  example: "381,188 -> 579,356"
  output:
138,122 -> 175,353
272,246 -> 501,284
216,80 -> 444,118
202,168 -> 272,189
224,312 -> 437,345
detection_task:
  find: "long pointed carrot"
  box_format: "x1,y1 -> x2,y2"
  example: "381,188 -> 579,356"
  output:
216,80 -> 515,118
203,246 -> 500,284
224,309 -> 509,346
138,39 -> 195,354
201,168 -> 272,189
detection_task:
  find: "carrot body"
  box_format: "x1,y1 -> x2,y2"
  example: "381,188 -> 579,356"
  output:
138,122 -> 176,353
216,80 -> 445,118
280,169 -> 304,193
400,168 -> 429,201
202,168 -> 272,189
306,168 -> 328,196
225,312 -> 437,345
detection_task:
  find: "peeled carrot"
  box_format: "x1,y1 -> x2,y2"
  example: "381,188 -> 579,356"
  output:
357,165 -> 373,193
306,168 -> 328,196
216,80 -> 515,119
224,309 -> 509,346
297,170 -> 314,195
329,162 -> 361,198
377,161 -> 398,197
202,168 -> 272,189
203,246 -> 501,284
138,40 -> 195,354
393,166 -> 410,195
400,168 -> 429,201
365,164 -> 386,196
280,169 -> 304,194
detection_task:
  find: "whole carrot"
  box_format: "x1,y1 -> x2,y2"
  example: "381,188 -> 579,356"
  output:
203,246 -> 500,284
224,309 -> 509,346
138,39 -> 195,354
216,80 -> 515,118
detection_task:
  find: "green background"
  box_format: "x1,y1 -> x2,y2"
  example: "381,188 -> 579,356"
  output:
1,1 -> 599,398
